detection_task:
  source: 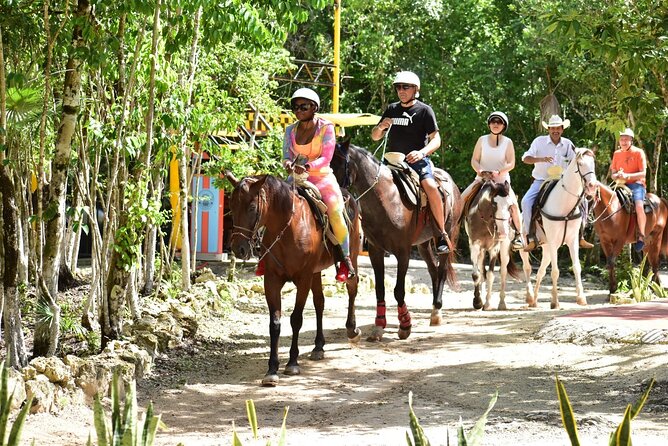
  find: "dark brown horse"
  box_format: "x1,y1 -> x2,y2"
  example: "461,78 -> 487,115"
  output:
332,140 -> 462,341
591,182 -> 668,295
226,173 -> 361,386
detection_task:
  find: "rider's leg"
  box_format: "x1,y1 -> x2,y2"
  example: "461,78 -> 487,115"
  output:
460,178 -> 481,203
578,200 -> 594,249
635,200 -> 646,251
422,178 -> 450,253
520,180 -> 543,249
318,175 -> 355,281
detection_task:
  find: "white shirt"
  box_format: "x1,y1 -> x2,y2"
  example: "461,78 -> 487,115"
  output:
478,135 -> 511,183
522,135 -> 576,180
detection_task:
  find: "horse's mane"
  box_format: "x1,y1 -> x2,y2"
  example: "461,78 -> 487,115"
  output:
259,174 -> 296,215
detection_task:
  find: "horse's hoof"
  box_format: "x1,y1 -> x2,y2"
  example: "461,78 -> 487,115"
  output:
348,328 -> 362,343
262,374 -> 279,387
473,298 -> 483,310
284,365 -> 301,375
498,303 -> 507,311
398,326 -> 411,340
430,308 -> 442,326
551,303 -> 560,310
483,303 -> 491,311
528,302 -> 538,308
310,350 -> 325,361
367,326 -> 384,342
576,298 -> 588,306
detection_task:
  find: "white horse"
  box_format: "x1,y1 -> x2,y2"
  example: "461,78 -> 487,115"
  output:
526,148 -> 598,309
465,180 -> 533,310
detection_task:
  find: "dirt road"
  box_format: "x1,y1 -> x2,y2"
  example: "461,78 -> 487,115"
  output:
21,257 -> 668,445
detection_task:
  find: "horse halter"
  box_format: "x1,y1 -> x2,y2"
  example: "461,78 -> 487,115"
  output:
561,151 -> 595,199
230,182 -> 265,246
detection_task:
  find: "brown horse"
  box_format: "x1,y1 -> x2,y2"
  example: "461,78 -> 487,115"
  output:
332,140 -> 462,341
463,179 -> 530,310
226,173 -> 361,386
591,182 -> 668,295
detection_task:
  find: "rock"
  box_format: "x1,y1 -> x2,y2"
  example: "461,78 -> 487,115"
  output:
25,375 -> 56,414
29,357 -> 72,385
7,368 -> 26,411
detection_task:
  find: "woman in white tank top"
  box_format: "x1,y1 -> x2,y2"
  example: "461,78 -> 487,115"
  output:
461,111 -> 524,249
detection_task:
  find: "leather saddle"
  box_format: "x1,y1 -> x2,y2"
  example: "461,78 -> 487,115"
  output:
613,184 -> 656,214
295,179 -> 349,249
528,178 -> 567,237
383,155 -> 454,210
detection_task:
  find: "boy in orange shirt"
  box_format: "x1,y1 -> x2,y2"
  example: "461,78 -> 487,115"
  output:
610,128 -> 647,251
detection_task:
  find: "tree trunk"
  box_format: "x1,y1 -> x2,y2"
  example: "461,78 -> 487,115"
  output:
34,0 -> 90,358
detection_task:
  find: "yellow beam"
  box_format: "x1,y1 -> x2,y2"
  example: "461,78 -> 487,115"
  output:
333,0 -> 341,113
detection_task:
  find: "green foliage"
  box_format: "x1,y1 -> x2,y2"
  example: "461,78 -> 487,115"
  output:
0,360 -> 33,446
556,375 -> 655,446
406,391 -> 497,446
231,399 -> 289,446
616,254 -> 666,302
88,372 -> 163,446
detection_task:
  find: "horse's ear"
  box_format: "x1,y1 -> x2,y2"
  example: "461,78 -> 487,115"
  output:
249,174 -> 268,192
225,170 -> 239,187
337,137 -> 351,152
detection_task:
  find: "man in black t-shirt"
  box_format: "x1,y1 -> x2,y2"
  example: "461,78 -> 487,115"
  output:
371,71 -> 450,254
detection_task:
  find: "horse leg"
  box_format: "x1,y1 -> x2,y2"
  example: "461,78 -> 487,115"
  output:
518,250 -> 535,306
345,268 -> 361,343
470,244 -> 484,310
394,252 -> 412,340
548,243 -> 560,309
533,248 -> 551,308
367,244 -> 387,342
568,242 -> 587,306
262,278 -> 284,386
483,255 -> 497,311
417,241 -> 443,325
606,255 -> 618,296
284,277 -> 312,376
310,273 -> 326,360
498,244 -> 510,310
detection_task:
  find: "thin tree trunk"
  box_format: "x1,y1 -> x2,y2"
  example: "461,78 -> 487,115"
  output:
35,0 -> 90,357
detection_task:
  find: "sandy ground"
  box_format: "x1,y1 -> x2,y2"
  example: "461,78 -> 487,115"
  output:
19,256 -> 668,446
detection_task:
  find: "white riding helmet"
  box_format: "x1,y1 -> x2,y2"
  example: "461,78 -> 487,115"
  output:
619,128 -> 634,138
290,88 -> 320,108
393,71 -> 420,98
487,111 -> 509,131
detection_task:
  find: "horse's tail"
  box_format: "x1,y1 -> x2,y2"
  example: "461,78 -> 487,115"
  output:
444,185 -> 464,289
661,198 -> 668,258
506,254 -> 522,281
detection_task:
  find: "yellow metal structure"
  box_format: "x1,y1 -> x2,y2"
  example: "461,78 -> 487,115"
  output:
333,0 -> 341,113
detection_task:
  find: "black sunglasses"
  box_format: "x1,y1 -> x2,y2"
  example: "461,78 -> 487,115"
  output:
489,119 -> 504,125
292,103 -> 313,112
394,84 -> 414,91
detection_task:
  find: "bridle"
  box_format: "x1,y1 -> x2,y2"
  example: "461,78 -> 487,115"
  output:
230,178 -> 294,263
336,139 -> 387,203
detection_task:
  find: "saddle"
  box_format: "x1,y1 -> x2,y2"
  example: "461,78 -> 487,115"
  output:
294,179 -> 350,251
383,153 -> 453,210
613,184 -> 656,214
527,178 -> 578,241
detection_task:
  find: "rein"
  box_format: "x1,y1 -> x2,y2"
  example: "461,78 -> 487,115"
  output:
589,184 -> 624,224
353,134 -> 388,202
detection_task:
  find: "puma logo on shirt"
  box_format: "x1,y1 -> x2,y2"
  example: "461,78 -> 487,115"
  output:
393,112 -> 418,126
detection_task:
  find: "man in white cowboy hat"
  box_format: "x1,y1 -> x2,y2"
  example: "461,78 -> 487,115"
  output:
520,114 -> 593,251
610,127 -> 647,251
371,71 -> 451,254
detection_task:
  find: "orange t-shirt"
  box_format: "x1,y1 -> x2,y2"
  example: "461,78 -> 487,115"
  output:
611,146 -> 646,186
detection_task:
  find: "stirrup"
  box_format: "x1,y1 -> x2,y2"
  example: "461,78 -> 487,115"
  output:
436,233 -> 450,254
511,235 -> 524,251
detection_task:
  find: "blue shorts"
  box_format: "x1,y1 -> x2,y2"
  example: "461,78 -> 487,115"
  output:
626,182 -> 646,202
408,157 -> 434,181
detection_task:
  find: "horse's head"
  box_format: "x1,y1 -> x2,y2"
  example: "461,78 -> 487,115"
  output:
228,175 -> 268,260
332,139 -> 352,188
575,148 -> 598,197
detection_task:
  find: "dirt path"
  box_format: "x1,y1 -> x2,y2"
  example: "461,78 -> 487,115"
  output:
20,258 -> 668,445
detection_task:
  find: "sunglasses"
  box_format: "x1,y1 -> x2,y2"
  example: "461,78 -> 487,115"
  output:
291,103 -> 313,112
489,119 -> 504,125
394,84 -> 414,91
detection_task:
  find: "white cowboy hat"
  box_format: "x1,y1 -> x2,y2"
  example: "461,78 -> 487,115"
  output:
619,128 -> 635,138
542,114 -> 570,129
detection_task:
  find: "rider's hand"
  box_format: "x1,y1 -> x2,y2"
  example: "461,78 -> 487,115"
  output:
378,117 -> 392,131
406,150 -> 425,164
293,164 -> 307,175
542,156 -> 554,163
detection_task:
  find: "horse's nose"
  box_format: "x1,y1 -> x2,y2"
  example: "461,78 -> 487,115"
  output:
234,243 -> 251,260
